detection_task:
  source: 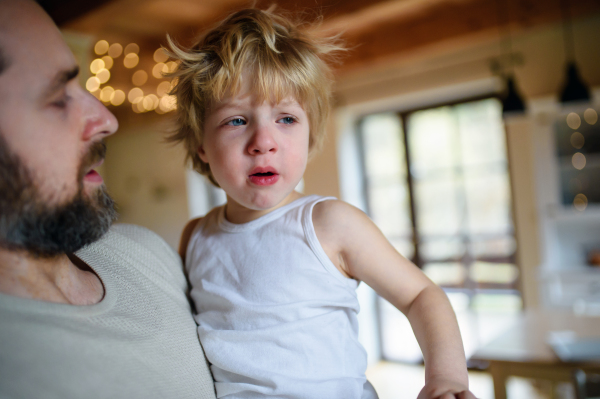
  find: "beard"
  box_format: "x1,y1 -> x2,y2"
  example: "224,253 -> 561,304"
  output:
0,136 -> 117,257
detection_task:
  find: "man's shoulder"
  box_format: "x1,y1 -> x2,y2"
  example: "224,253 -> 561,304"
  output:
83,223 -> 184,281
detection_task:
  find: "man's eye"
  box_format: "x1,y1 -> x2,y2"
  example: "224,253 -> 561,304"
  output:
226,118 -> 246,126
52,96 -> 70,109
278,116 -> 295,124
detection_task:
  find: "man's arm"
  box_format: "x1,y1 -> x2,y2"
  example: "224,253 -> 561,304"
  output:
313,200 -> 475,399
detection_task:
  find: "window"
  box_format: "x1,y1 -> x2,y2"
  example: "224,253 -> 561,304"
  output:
359,98 -> 521,361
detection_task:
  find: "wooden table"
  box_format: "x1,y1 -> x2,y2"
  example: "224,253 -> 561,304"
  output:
470,310 -> 600,399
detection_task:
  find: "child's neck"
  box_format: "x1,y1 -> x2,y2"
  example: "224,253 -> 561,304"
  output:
224,191 -> 304,224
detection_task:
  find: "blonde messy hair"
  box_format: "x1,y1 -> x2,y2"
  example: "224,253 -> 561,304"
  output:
166,7 -> 344,186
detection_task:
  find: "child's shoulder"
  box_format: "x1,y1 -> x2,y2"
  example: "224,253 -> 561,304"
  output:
178,217 -> 203,262
312,199 -> 374,248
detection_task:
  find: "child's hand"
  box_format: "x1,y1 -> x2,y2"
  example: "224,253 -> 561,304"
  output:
416,376 -> 478,399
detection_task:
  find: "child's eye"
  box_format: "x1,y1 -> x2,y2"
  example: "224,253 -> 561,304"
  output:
226,118 -> 246,126
278,116 -> 296,124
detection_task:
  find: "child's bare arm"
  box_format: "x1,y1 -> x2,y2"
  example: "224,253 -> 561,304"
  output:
313,200 -> 475,399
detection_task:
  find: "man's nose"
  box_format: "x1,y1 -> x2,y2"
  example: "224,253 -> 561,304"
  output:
247,123 -> 277,155
82,93 -> 119,141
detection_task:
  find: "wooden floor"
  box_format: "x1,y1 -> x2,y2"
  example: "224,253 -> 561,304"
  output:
365,361 -> 577,399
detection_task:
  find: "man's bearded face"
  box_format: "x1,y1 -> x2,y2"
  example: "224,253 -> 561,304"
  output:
0,135 -> 117,257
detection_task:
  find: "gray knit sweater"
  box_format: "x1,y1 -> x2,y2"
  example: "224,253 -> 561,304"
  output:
0,224 -> 216,399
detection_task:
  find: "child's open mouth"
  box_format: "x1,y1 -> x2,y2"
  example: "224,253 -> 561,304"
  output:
249,168 -> 279,186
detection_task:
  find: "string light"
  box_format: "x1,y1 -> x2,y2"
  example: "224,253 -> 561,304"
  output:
573,193 -> 588,211
132,70 -> 148,86
94,40 -> 109,55
153,48 -> 169,63
100,86 -> 115,103
108,43 -> 123,58
566,112 -> 581,130
86,76 -> 100,92
128,87 -> 144,103
96,69 -> 111,84
157,81 -> 172,97
572,152 -> 586,170
124,53 -> 139,68
110,90 -> 126,106
570,132 -> 584,149
101,55 -> 114,69
584,108 -> 598,125
166,61 -> 177,73
90,59 -> 105,74
124,43 -> 139,55
152,63 -> 168,78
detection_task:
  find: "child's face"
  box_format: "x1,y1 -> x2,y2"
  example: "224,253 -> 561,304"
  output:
200,85 -> 309,216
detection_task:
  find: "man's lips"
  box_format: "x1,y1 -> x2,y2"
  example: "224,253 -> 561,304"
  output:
248,166 -> 279,186
84,159 -> 104,183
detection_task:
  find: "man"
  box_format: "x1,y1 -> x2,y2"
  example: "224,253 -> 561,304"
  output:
0,1 -> 216,397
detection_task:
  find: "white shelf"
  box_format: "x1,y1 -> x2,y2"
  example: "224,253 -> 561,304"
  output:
550,205 -> 600,223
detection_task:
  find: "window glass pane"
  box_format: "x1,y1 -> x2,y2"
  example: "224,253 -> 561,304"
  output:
362,113 -> 405,178
464,172 -> 512,234
469,236 -> 516,258
422,262 -> 466,286
413,178 -> 461,235
457,98 -> 507,167
390,237 -> 415,261
469,261 -> 519,285
420,236 -> 466,261
368,184 -> 411,237
407,107 -> 459,177
361,113 -> 414,257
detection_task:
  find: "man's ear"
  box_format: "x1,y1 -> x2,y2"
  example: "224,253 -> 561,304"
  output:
197,145 -> 208,163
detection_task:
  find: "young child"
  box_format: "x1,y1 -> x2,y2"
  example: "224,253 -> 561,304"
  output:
168,8 -> 476,399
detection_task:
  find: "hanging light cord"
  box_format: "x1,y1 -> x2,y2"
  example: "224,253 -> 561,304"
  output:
560,0 -> 575,63
495,0 -> 514,76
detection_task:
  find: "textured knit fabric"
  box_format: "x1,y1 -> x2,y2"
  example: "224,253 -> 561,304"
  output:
187,195 -> 375,399
0,224 -> 216,399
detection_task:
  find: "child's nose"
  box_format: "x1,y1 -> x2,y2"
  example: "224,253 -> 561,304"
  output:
247,125 -> 278,155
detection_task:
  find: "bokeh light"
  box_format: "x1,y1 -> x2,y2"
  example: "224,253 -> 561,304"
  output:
100,86 -> 114,103
124,53 -> 139,68
86,76 -> 100,92
90,59 -> 105,74
159,95 -> 177,112
154,48 -> 169,63
101,55 -> 114,69
152,63 -> 168,78
572,152 -> 586,170
128,87 -> 144,103
157,81 -> 172,97
570,132 -> 584,149
108,43 -> 123,58
584,108 -> 598,125
166,61 -> 178,73
96,68 -> 111,84
110,90 -> 126,106
124,43 -> 140,55
574,193 -> 588,211
94,40 -> 109,55
132,70 -> 148,86
566,112 -> 581,130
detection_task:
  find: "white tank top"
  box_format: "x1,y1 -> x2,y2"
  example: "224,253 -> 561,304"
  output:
186,195 -> 376,399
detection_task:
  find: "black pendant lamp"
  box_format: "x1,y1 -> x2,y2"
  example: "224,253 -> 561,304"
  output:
502,76 -> 526,114
559,0 -> 591,104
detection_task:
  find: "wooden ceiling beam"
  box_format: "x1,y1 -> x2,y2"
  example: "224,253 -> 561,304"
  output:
337,0 -> 600,73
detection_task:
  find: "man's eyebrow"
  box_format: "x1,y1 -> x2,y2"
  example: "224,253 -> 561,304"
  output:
43,65 -> 79,98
